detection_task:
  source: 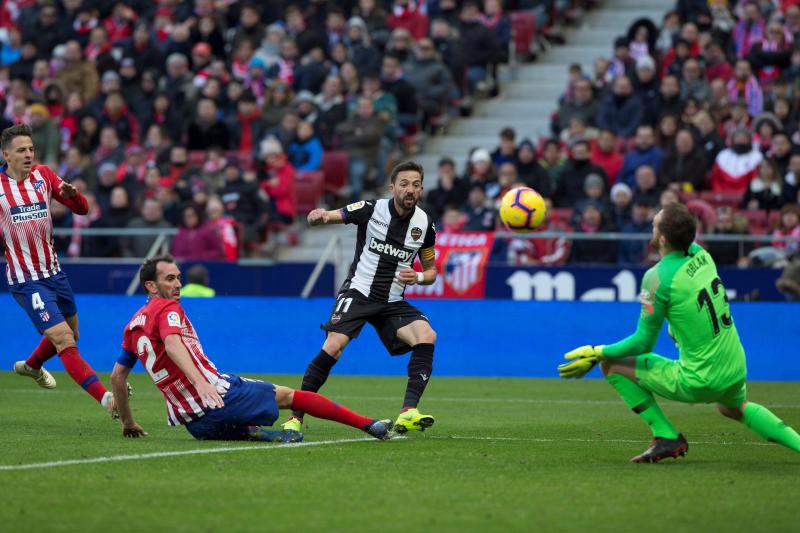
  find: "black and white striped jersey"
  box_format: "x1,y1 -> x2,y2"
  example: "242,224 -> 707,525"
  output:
338,199 -> 436,303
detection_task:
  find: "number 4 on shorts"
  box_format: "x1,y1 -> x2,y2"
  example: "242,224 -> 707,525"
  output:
31,292 -> 45,310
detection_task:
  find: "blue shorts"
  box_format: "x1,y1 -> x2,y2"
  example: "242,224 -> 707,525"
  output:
186,375 -> 280,440
9,271 -> 77,334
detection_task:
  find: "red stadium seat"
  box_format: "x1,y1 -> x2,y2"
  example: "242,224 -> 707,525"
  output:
321,150 -> 349,195
737,209 -> 767,231
699,190 -> 742,208
550,208 -> 573,224
294,171 -> 324,215
188,150 -> 207,167
225,150 -> 256,172
510,11 -> 537,57
768,209 -> 782,229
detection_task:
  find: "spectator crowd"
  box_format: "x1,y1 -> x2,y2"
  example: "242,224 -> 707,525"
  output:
420,0 -> 800,269
1,0 -> 524,260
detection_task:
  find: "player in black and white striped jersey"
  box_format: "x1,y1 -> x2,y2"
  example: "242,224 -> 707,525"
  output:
283,161 -> 439,435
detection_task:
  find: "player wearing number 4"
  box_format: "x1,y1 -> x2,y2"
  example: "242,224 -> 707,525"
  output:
110,255 -> 393,441
559,202 -> 800,462
1,125 -> 118,417
282,161 -> 439,435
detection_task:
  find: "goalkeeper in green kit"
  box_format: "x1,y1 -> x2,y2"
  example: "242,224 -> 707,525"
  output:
558,202 -> 800,463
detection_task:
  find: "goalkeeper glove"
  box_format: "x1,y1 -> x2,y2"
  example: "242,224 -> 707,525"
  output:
557,345 -> 604,379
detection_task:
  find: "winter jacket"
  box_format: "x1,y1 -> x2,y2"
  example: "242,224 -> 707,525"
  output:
596,94 -> 643,138
172,222 -> 225,261
619,146 -> 665,188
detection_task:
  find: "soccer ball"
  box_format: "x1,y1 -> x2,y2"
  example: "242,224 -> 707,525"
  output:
499,187 -> 547,232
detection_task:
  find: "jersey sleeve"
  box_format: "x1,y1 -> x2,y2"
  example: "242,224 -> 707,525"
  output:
156,300 -> 186,340
44,166 -> 89,215
602,266 -> 668,358
117,349 -> 138,368
339,200 -> 374,225
118,329 -> 138,368
422,219 -> 436,249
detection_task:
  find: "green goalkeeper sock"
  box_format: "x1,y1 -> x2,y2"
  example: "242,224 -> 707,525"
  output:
606,374 -> 679,439
742,402 -> 800,452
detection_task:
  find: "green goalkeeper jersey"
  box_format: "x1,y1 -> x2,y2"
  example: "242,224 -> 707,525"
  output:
603,242 -> 747,389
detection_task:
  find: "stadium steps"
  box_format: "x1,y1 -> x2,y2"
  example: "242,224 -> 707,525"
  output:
278,0 -> 668,268
415,0 -> 665,181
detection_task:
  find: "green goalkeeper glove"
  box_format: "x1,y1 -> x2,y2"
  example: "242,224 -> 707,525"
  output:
557,345 -> 604,379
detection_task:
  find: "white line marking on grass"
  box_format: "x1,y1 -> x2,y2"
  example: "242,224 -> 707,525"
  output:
429,435 -> 775,447
334,395 -> 800,409
0,437 -> 397,472
7,389 -> 800,409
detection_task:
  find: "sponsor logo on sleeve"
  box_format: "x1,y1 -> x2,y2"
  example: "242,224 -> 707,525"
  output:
167,311 -> 182,327
639,288 -> 654,313
347,201 -> 365,212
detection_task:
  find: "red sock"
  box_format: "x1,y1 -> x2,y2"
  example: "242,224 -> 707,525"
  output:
59,346 -> 108,403
291,390 -> 372,431
25,337 -> 58,370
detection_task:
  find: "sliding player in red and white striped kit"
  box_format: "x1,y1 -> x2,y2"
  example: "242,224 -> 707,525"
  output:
110,255 -> 394,442
1,124 -> 117,415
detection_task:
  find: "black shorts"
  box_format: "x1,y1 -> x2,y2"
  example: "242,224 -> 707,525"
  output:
322,289 -> 430,355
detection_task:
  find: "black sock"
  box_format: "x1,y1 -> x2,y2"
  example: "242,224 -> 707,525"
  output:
292,350 -> 338,419
402,343 -> 434,410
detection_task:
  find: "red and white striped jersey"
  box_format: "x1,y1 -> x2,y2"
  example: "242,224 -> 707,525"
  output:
0,164 -> 88,285
122,297 -> 229,426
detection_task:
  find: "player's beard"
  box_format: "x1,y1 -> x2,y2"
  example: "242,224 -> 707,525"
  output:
400,192 -> 417,209
650,234 -> 663,254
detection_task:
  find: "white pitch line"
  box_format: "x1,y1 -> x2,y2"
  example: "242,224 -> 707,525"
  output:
427,435 -> 775,447
0,434 -> 783,472
0,437 -> 386,472
5,390 -> 800,408
334,395 -> 800,409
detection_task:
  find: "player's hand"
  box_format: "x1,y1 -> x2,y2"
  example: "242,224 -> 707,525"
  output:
558,345 -> 604,379
122,423 -> 149,438
59,181 -> 78,198
307,208 -> 330,226
395,267 -> 420,285
196,381 -> 225,409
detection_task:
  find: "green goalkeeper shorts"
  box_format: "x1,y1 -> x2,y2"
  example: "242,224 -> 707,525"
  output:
634,353 -> 747,408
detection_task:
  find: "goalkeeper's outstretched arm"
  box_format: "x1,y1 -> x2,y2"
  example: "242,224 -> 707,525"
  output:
603,268 -> 667,358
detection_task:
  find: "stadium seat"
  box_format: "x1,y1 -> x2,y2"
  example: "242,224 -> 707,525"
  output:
550,208 -> 573,224
509,11 -> 537,58
738,209 -> 767,231
700,191 -> 742,208
295,171 -> 324,215
321,150 -> 349,196
225,150 -> 256,172
768,209 -> 782,229
188,150 -> 207,167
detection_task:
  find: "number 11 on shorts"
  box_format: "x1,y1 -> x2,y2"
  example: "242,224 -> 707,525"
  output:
335,297 -> 353,314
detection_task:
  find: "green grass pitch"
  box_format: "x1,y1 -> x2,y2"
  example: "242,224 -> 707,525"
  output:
1,372 -> 799,532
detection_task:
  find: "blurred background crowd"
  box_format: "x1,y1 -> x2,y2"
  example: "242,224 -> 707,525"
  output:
425,0 -> 800,270
0,0 -> 798,274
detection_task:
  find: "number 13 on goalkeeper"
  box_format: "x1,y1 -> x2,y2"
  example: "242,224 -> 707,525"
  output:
557,203 -> 800,463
